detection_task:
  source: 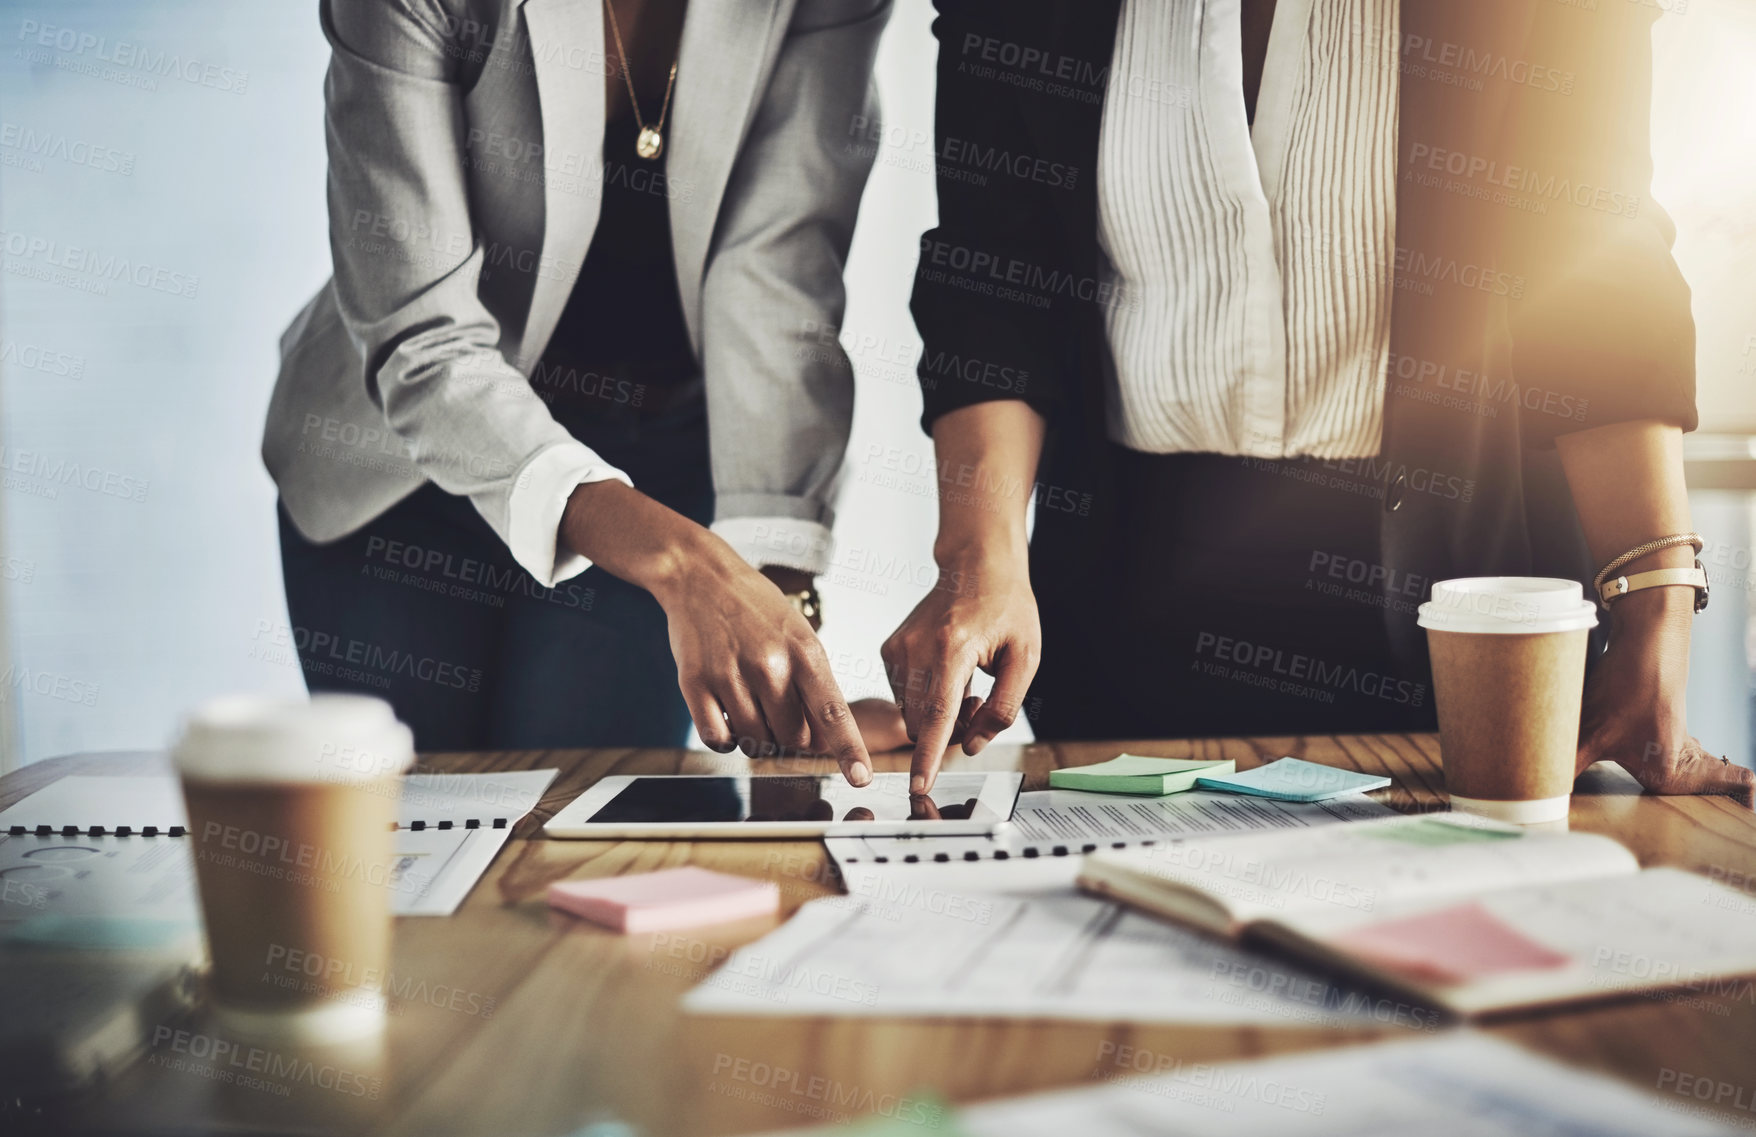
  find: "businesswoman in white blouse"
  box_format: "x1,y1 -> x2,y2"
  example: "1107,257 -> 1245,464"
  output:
263,0 -> 888,777
880,0 -> 1751,807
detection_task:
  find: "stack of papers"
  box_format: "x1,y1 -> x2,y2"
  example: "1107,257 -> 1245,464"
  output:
692,787 -> 1408,1025
680,892 -> 1402,1027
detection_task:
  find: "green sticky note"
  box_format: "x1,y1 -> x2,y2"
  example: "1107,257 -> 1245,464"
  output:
1049,755 -> 1236,796
1364,817 -> 1523,846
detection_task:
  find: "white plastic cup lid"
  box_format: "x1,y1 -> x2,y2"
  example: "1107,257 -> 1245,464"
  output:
172,694 -> 414,783
1416,577 -> 1599,635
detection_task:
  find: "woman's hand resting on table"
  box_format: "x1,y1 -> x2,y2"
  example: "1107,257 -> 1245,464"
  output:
1575,587 -> 1753,807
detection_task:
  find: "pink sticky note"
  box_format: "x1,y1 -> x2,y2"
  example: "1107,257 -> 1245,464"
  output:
546,867 -> 780,934
1325,901 -> 1572,984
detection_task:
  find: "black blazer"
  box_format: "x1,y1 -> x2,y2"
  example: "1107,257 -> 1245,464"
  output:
909,0 -> 1695,670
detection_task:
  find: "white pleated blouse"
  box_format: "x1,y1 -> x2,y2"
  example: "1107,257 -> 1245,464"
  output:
1096,0 -> 1400,458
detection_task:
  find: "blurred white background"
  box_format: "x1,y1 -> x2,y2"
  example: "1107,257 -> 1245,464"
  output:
1,0 -> 1752,768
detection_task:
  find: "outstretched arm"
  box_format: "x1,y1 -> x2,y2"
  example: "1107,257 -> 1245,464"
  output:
562,481 -> 872,784
882,402 -> 1045,793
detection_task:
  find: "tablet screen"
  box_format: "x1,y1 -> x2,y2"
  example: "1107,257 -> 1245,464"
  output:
584,773 -> 1009,825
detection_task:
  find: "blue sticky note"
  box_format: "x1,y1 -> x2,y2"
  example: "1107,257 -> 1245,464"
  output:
1195,757 -> 1390,802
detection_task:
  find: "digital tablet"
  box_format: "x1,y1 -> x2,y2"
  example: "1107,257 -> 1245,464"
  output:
544,772 -> 1022,839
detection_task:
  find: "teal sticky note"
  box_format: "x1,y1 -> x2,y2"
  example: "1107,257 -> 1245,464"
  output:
1049,755 -> 1235,796
5,915 -> 198,951
1194,757 -> 1390,802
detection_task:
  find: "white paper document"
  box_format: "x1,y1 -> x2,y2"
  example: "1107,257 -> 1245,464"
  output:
1010,788 -> 1395,845
395,770 -> 556,829
703,788 -> 1413,1025
938,1032 -> 1749,1137
0,833 -> 200,929
390,827 -> 520,916
682,892 -> 1420,1028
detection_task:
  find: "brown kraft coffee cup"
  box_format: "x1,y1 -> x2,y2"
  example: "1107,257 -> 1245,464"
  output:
1417,578 -> 1598,824
174,695 -> 414,1042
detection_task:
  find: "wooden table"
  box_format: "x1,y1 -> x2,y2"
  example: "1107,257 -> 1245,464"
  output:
11,736 -> 1756,1136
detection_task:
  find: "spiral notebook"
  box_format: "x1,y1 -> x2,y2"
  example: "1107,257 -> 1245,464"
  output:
0,770 -> 558,916
826,788 -> 1396,896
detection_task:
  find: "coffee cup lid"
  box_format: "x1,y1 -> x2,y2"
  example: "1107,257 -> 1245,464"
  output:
1417,577 -> 1599,635
173,694 -> 414,783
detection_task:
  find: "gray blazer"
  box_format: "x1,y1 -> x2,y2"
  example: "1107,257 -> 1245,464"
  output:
264,0 -> 887,582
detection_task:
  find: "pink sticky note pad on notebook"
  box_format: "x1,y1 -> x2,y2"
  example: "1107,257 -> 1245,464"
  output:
546,867 -> 780,934
1325,901 -> 1572,984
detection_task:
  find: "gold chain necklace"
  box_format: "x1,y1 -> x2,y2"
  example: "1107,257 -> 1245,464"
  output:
604,1 -> 679,160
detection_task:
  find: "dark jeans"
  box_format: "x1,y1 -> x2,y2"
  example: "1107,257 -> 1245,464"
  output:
277,400 -> 711,751
1028,448 -> 1439,740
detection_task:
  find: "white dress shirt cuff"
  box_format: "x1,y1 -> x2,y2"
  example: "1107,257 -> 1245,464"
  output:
507,441 -> 633,588
712,517 -> 833,576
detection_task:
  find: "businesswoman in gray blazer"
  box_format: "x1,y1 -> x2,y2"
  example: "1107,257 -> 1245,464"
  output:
263,0 -> 885,779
